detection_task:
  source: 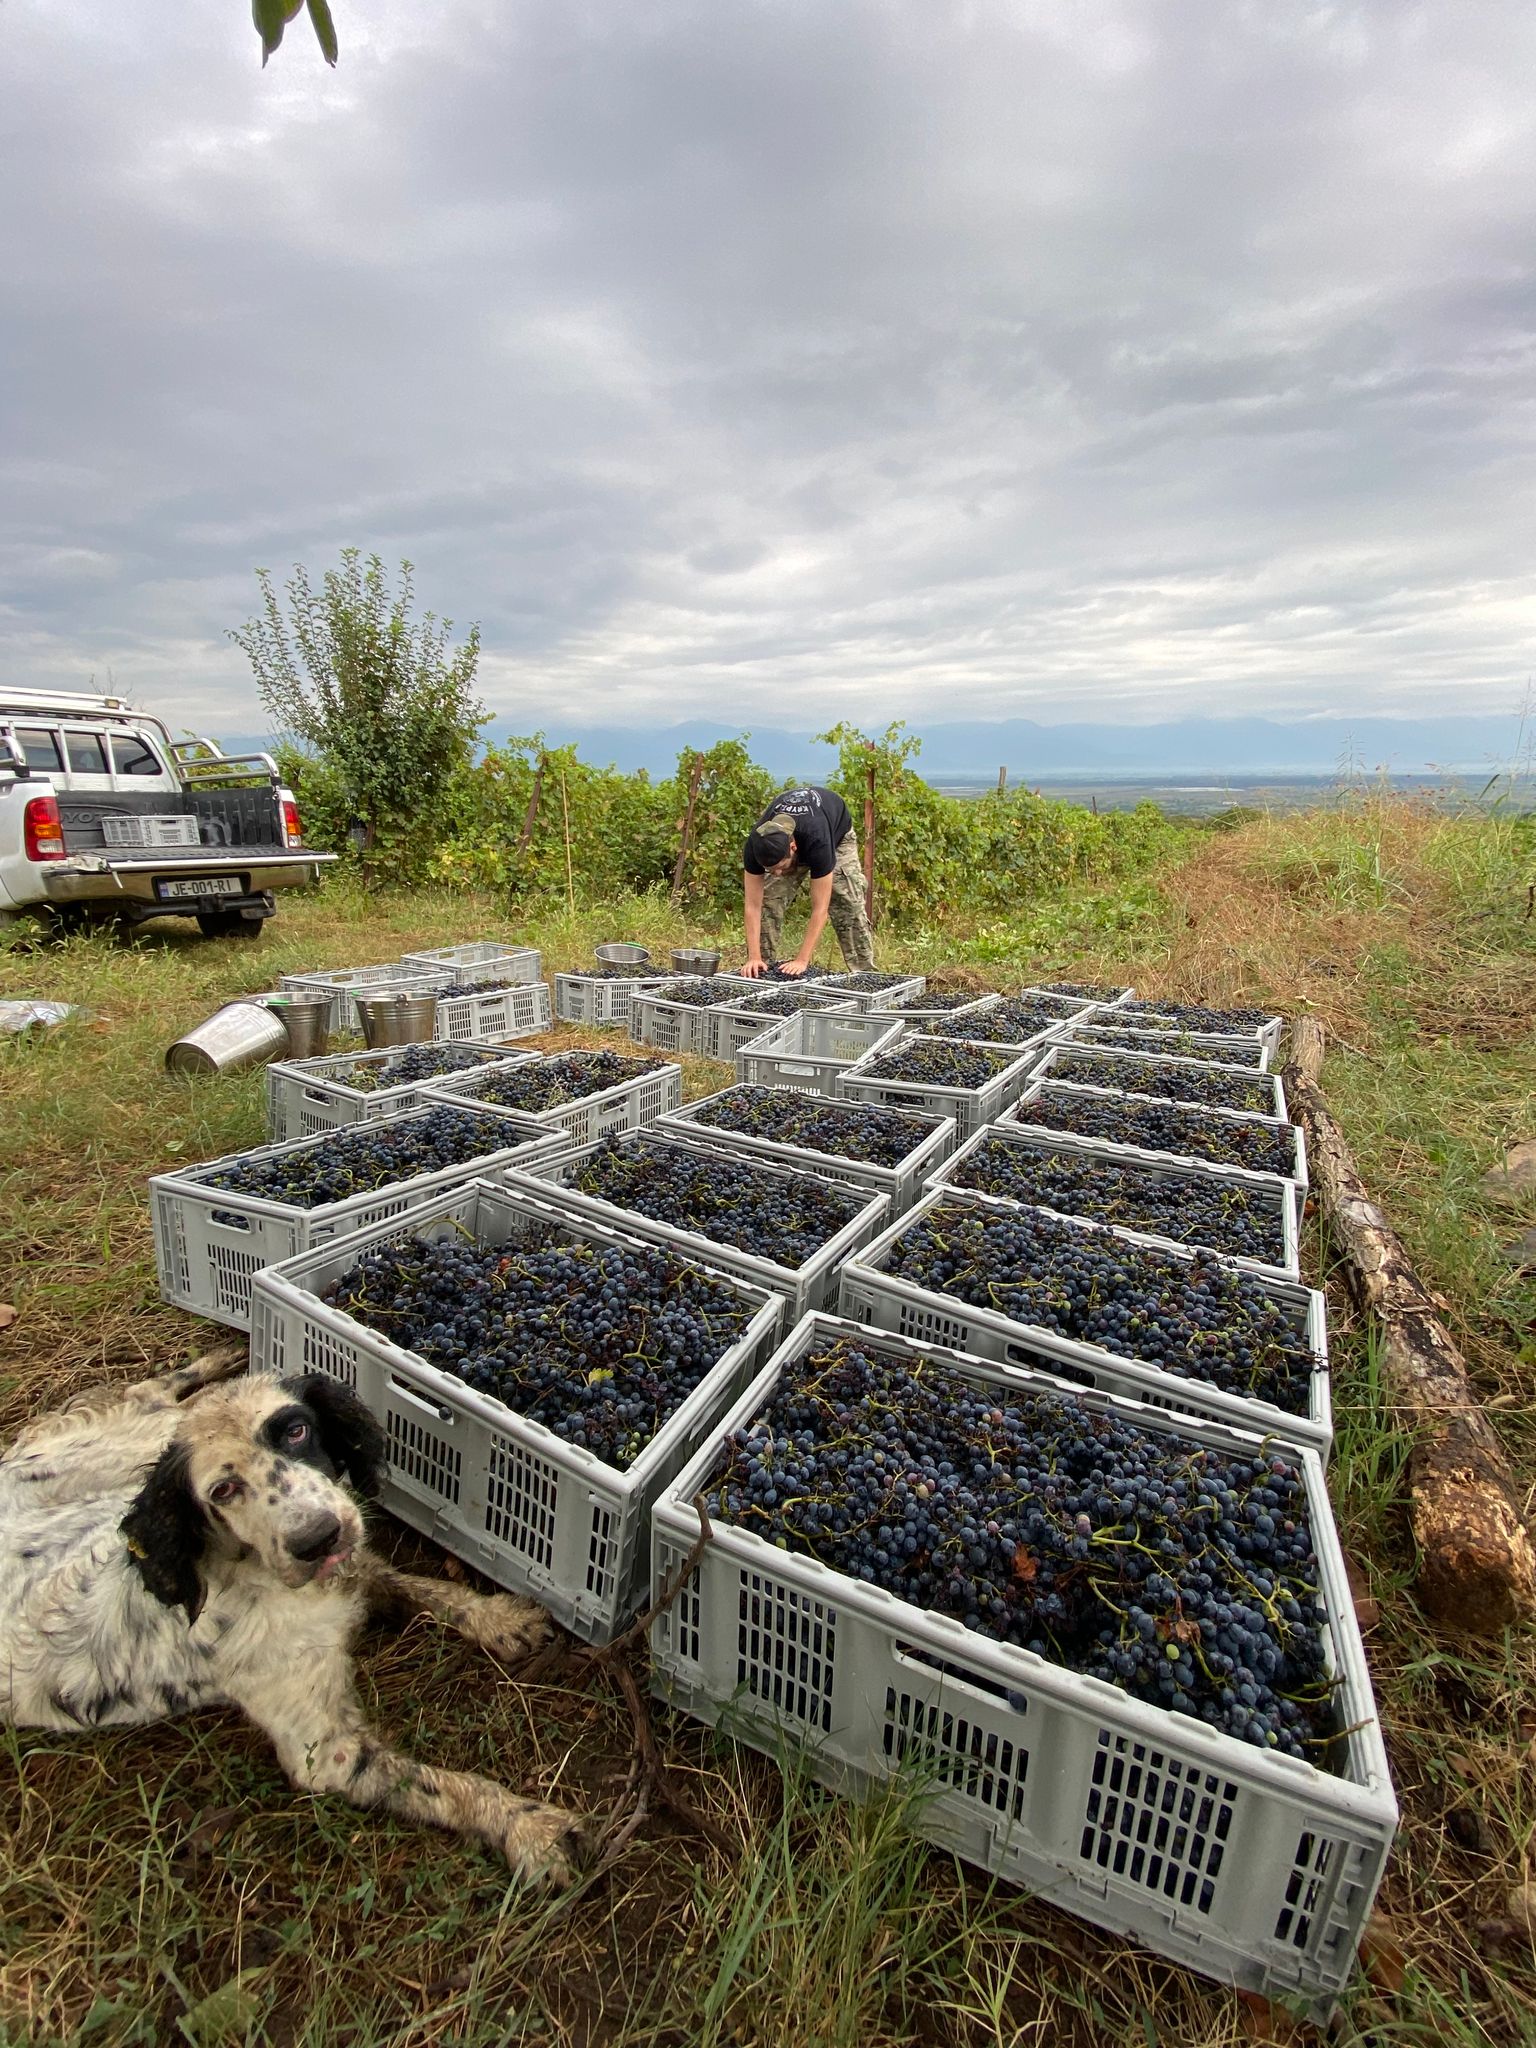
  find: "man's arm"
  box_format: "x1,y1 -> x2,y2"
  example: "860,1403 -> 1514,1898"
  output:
784,871 -> 833,975
742,869 -> 767,975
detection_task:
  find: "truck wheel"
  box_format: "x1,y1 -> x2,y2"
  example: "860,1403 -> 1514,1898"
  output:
197,910 -> 265,940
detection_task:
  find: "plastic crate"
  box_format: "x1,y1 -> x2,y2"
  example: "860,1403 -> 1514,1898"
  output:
655,1086 -> 957,1217
428,1054 -> 682,1148
650,1314 -> 1394,2020
838,1185 -> 1329,1454
265,1045 -> 540,1142
431,980 -> 553,1043
1120,1005 -> 1285,1063
505,1131 -> 892,1321
280,962 -> 454,1033
863,990 -> 1004,1028
247,1178 -> 783,1644
629,982 -> 724,1055
1006,1080 -> 1309,1192
554,972 -> 667,1027
1032,1043 -> 1288,1123
1050,1018 -> 1272,1072
150,1105 -> 566,1333
817,973 -> 927,1013
101,812 -> 201,849
735,1011 -> 905,1099
402,942 -> 542,987
704,990 -> 859,1064
1023,982 -> 1137,1006
925,1120 -> 1300,1281
838,1034 -> 1042,1139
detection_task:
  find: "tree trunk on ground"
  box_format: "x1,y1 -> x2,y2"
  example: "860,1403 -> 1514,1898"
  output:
1285,1017 -> 1536,1633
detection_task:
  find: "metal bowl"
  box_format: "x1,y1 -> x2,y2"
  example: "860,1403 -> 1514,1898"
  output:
595,942 -> 652,967
670,947 -> 721,976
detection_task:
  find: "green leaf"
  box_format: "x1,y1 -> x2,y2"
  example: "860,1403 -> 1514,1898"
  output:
307,0 -> 340,66
252,0 -> 290,63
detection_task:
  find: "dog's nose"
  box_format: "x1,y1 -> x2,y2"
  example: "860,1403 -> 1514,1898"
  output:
288,1514 -> 343,1563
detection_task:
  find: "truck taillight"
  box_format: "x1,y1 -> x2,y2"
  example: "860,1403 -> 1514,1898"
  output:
24,794 -> 66,861
281,798 -> 304,848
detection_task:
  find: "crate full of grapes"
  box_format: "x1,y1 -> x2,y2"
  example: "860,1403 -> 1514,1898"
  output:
863,988 -> 1003,1029
1032,1043 -> 1289,1123
266,1043 -> 541,1142
554,969 -> 667,1028
629,980 -> 730,1055
656,1084 -> 956,1217
838,1033 -> 1040,1138
428,1048 -> 681,1147
505,1129 -> 892,1321
838,1186 -> 1329,1454
815,970 -> 927,1012
249,1179 -> 782,1643
1119,1001 -> 1285,1063
925,1120 -> 1300,1281
735,1009 -> 902,1100
924,993 -> 1093,1057
150,1104 -> 566,1332
1049,1017 -> 1272,1072
1019,979 -> 1137,1006
704,986 -> 858,1064
1006,1080 -> 1308,1191
649,1314 -> 1394,2017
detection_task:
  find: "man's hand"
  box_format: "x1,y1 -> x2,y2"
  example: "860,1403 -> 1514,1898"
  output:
742,957 -> 768,979
780,959 -> 810,979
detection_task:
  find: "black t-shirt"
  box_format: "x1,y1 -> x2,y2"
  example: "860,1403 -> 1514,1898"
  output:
744,785 -> 852,880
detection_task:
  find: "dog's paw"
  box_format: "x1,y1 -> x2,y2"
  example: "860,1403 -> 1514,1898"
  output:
172,1344 -> 248,1397
462,1593 -> 558,1668
504,1803 -> 592,1888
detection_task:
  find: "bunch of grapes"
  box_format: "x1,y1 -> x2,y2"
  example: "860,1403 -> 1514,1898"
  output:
195,1107 -> 531,1211
570,1135 -> 866,1268
325,1230 -> 752,1470
688,1086 -> 942,1167
462,1050 -> 665,1112
343,1044 -> 492,1093
1123,1002 -> 1274,1035
858,1039 -> 1018,1090
1018,1086 -> 1298,1177
706,1338 -> 1334,1758
1049,1050 -> 1275,1115
944,1134 -> 1286,1266
887,990 -> 991,1013
1066,1024 -> 1265,1069
749,963 -> 833,981
732,986 -> 846,1017
888,1197 -> 1314,1412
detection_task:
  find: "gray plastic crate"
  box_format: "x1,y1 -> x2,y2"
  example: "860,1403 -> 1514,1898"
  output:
629,982 -> 723,1055
248,1178 -> 782,1644
1022,981 -> 1136,1006
1006,1080 -> 1309,1192
735,1011 -> 904,1099
265,1044 -> 540,1142
838,1184 -> 1329,1454
655,1086 -> 957,1217
150,1105 -> 565,1332
428,1054 -> 682,1149
1050,1018 -> 1272,1071
280,962 -> 454,1033
817,972 -> 927,1013
402,941 -> 541,987
838,1033 -> 1042,1138
925,1120 -> 1300,1281
101,812 -> 201,849
505,1130 -> 891,1321
431,980 -> 553,1043
650,1314 -> 1394,2020
1032,1042 -> 1288,1123
863,990 -> 1003,1029
704,989 -> 858,1064
1120,1005 -> 1284,1062
554,972 -> 667,1027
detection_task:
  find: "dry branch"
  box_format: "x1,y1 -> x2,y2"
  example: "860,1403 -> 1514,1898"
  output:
1285,1016 -> 1536,1633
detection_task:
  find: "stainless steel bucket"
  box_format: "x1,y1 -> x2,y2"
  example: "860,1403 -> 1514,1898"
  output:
392,994 -> 439,1045
670,947 -> 721,976
165,1001 -> 290,1076
595,942 -> 651,967
356,994 -> 405,1049
276,993 -> 331,1059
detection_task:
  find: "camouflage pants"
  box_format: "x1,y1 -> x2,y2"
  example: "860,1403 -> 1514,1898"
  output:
759,830 -> 876,972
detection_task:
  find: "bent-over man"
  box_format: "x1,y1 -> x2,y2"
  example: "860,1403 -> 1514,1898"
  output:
741,785 -> 876,978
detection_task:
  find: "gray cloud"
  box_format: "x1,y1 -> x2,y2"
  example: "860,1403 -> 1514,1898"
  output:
2,0 -> 1533,736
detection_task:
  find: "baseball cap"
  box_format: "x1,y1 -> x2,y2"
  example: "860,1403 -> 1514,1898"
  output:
745,813 -> 797,867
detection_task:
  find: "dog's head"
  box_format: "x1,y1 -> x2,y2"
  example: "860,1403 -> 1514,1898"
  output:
120,1375 -> 386,1623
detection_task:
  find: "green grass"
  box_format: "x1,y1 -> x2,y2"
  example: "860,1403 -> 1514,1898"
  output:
2,812 -> 1535,2046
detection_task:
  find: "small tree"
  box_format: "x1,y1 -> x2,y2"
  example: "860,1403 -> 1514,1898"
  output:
230,550 -> 486,879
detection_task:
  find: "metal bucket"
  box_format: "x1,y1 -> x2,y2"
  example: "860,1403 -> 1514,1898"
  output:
356,994 -> 405,1049
165,1001 -> 290,1076
276,993 -> 331,1059
670,947 -> 721,976
392,994 -> 439,1045
595,942 -> 651,967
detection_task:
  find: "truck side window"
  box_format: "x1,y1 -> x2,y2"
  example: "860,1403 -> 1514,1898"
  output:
17,727 -> 63,772
110,732 -> 163,777
66,732 -> 109,774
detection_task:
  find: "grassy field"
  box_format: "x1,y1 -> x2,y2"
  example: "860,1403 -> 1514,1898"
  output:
1,796 -> 1533,2048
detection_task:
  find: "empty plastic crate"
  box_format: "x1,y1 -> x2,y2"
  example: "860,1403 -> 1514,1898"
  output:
431,980 -> 553,1043
428,1053 -> 682,1147
735,1011 -> 903,1099
402,942 -> 542,986
265,1045 -> 540,1142
248,1178 -> 783,1643
101,812 -> 201,849
838,1184 -> 1330,1454
650,1313 -> 1394,2019
150,1104 -> 564,1331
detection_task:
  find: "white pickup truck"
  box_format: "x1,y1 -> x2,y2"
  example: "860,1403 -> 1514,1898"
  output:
0,688 -> 335,939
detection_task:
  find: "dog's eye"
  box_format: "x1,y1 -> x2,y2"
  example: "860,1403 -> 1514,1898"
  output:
209,1478 -> 241,1506
283,1420 -> 310,1447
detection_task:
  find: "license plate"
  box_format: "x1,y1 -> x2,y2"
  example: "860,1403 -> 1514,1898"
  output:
156,874 -> 244,901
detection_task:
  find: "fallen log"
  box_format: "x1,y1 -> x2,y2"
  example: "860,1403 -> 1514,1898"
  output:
1284,1016 -> 1536,1633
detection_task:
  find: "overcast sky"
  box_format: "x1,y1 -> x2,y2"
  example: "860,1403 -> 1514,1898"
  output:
3,0 -> 1534,736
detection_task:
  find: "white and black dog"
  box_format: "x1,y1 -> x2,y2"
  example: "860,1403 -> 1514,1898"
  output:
0,1353 -> 588,1884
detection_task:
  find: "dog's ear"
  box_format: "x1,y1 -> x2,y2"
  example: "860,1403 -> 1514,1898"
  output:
284,1375 -> 387,1499
120,1444 -> 207,1624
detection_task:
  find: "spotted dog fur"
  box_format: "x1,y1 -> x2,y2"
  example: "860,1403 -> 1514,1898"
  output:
0,1355 -> 588,1885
